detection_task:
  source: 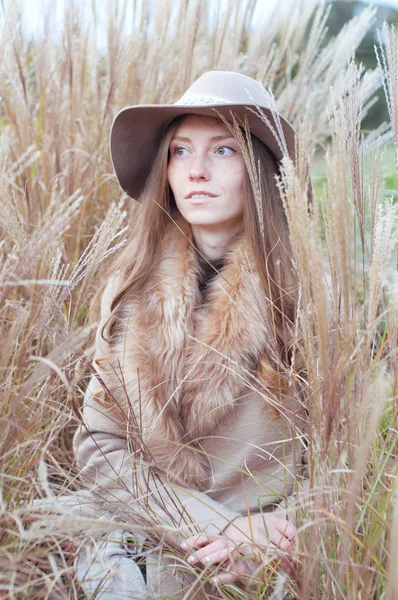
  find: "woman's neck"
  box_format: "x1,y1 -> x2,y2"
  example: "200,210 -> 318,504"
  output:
191,222 -> 243,261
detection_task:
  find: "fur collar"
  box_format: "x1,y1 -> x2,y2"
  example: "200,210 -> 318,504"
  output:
106,215 -> 279,488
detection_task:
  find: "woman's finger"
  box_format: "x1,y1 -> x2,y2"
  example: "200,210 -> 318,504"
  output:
275,519 -> 296,542
265,520 -> 295,550
197,545 -> 237,567
213,571 -> 240,586
272,533 -> 295,552
213,558 -> 251,586
278,554 -> 298,578
260,544 -> 298,578
186,539 -> 228,565
182,533 -> 219,549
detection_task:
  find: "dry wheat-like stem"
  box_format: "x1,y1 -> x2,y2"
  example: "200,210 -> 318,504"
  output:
275,42 -> 397,598
376,22 -> 398,182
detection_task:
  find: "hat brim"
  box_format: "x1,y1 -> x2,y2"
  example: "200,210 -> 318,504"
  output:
110,103 -> 297,200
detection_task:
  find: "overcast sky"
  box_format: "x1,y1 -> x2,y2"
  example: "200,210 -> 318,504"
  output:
4,0 -> 398,45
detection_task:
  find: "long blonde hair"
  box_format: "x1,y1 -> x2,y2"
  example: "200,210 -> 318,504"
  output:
92,115 -> 299,367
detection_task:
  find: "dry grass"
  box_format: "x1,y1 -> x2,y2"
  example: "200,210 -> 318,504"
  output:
0,0 -> 397,598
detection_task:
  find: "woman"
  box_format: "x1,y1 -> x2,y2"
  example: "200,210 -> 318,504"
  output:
75,71 -> 308,599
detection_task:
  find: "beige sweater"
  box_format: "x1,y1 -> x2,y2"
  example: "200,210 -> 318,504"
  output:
73,219 -> 306,540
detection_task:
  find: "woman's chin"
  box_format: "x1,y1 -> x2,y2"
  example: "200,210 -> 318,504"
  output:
179,213 -> 220,227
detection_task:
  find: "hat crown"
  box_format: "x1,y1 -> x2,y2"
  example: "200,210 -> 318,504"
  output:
177,71 -> 273,109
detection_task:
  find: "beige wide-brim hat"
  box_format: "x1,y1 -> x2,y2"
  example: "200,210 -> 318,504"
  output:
110,71 -> 298,200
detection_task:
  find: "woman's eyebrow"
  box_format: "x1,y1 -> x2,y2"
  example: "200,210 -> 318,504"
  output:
170,134 -> 236,142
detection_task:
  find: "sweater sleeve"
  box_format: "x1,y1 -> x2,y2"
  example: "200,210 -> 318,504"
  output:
73,276 -> 241,538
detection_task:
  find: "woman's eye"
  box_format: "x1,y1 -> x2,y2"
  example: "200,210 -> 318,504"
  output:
216,146 -> 235,156
173,146 -> 187,156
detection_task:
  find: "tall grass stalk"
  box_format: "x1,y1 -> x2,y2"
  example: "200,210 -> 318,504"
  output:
0,0 -> 396,598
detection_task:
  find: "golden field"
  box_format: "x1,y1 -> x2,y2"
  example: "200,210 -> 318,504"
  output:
0,1 -> 397,598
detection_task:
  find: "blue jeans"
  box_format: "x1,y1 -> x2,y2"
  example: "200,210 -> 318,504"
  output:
75,528 -> 148,600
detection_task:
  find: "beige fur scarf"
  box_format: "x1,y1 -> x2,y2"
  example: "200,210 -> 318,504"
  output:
100,217 -> 288,489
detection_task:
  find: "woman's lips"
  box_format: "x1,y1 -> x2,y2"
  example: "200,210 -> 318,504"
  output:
185,193 -> 217,204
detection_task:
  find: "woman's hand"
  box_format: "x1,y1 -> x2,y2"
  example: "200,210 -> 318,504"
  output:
181,532 -> 253,586
182,512 -> 296,585
224,512 -> 296,552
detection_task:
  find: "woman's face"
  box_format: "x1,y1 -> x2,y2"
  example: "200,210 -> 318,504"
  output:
167,115 -> 245,230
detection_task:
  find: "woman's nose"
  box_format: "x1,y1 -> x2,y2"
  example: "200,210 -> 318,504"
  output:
189,155 -> 210,181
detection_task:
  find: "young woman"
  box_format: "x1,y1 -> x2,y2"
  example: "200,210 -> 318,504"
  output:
74,71 -> 308,599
